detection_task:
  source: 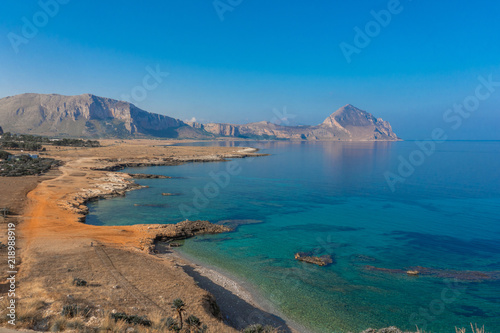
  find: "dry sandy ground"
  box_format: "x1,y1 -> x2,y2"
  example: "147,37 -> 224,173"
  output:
0,139 -> 296,332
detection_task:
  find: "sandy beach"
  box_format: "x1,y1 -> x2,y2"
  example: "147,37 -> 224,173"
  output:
0,139 -> 297,332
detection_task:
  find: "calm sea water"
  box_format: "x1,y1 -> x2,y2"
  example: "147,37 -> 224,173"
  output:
87,141 -> 500,333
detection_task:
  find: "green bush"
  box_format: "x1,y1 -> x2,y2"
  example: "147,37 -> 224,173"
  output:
72,278 -> 87,287
0,150 -> 10,160
110,312 -> 152,327
0,157 -> 59,177
162,317 -> 180,332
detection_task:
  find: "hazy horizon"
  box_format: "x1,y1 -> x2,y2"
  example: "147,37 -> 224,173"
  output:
1,1 -> 499,140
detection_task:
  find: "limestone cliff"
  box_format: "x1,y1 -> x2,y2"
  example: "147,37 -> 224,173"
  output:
0,93 -> 208,138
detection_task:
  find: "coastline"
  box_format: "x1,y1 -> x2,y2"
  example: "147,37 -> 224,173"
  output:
7,140 -> 297,333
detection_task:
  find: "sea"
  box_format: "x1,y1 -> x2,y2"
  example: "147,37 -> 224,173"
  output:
87,140 -> 500,333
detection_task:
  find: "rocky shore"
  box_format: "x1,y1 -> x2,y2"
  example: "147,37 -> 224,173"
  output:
91,148 -> 268,171
59,172 -> 145,221
138,220 -> 232,253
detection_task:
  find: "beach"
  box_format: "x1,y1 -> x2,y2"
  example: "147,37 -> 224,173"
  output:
0,139 -> 297,332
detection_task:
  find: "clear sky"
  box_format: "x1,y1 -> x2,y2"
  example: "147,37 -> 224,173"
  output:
0,0 -> 499,139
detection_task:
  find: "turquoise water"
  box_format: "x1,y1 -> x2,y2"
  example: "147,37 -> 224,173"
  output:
87,141 -> 500,333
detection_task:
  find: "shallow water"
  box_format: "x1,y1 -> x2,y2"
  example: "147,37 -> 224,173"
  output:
87,141 -> 500,333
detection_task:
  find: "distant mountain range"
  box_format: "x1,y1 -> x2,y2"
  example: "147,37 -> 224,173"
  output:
0,93 -> 400,141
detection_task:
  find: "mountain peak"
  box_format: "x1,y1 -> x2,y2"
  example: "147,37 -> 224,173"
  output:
333,104 -> 363,114
320,104 -> 399,140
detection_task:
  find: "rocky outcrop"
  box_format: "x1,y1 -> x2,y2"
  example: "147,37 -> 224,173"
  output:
59,172 -> 145,220
0,93 -> 209,138
140,220 -> 232,253
203,123 -> 240,137
156,220 -> 232,241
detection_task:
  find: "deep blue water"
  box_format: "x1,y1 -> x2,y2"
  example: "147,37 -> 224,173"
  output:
87,141 -> 500,333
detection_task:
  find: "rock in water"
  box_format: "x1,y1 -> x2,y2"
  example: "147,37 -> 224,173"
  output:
295,252 -> 333,266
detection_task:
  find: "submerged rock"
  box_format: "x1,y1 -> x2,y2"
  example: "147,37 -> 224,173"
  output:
294,252 -> 333,266
128,173 -> 171,179
216,219 -> 264,230
365,265 -> 500,282
350,254 -> 378,263
360,327 -> 410,333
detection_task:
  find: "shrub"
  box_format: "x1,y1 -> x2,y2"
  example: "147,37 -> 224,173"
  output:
161,317 -> 180,331
186,315 -> 201,327
61,304 -> 91,318
110,312 -> 152,327
72,278 -> 88,286
185,315 -> 208,332
0,150 -> 10,160
0,156 -> 59,177
61,304 -> 78,318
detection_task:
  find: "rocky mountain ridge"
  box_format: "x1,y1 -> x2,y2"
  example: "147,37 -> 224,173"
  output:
0,93 -> 399,140
193,104 -> 399,141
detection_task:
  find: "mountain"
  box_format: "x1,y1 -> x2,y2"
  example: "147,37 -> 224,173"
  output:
0,94 -> 399,141
195,104 -> 399,141
0,93 -> 208,139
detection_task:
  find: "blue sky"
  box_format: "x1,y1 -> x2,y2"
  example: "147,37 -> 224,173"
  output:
0,0 -> 499,139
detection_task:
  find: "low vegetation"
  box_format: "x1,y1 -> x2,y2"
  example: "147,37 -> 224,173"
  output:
0,290 -> 490,333
0,132 -> 100,151
110,312 -> 152,327
0,296 -> 283,333
0,153 -> 59,177
72,278 -> 88,287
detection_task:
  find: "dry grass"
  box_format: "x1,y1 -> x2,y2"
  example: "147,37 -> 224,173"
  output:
100,314 -> 128,332
16,298 -> 47,329
455,324 -> 489,333
49,316 -> 86,332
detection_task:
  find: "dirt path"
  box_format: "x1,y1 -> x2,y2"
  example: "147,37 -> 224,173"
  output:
93,244 -> 166,314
